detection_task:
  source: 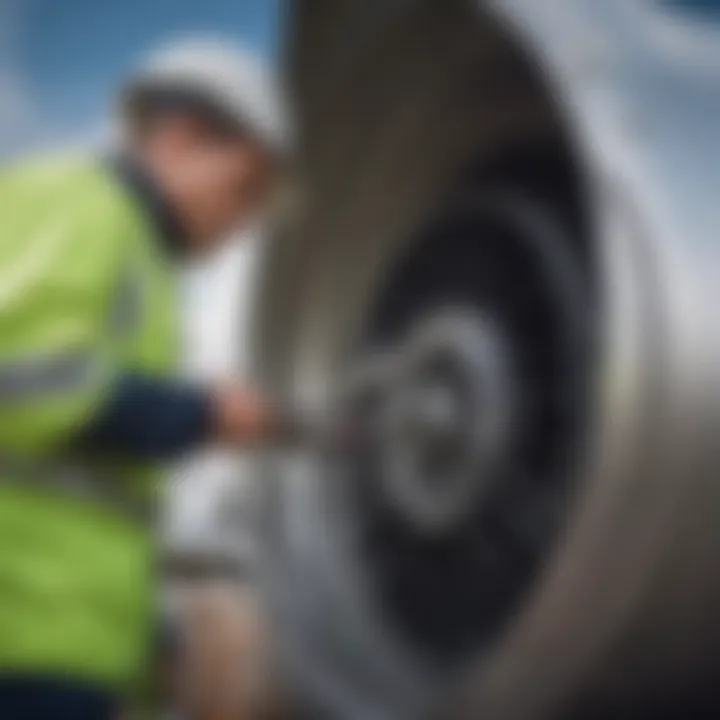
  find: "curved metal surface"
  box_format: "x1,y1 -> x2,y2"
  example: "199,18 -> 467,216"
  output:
249,1 -> 720,717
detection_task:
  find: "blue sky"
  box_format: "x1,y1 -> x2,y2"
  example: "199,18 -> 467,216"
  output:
0,0 -> 280,155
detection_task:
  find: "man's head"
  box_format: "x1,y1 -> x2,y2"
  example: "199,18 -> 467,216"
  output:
121,40 -> 287,254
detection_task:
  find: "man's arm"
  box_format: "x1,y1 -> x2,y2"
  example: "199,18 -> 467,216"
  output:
0,160 -> 284,459
80,372 -> 279,460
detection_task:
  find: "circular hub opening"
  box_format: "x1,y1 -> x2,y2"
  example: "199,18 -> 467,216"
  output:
349,309 -> 516,534
339,192 -> 591,667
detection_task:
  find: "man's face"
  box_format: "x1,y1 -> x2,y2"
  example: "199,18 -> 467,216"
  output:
190,132 -> 276,249
148,115 -> 278,253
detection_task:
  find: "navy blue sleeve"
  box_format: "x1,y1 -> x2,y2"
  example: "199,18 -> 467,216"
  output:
80,372 -> 215,460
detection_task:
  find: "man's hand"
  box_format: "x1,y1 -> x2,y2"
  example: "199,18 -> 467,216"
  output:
212,384 -> 284,447
211,383 -> 361,452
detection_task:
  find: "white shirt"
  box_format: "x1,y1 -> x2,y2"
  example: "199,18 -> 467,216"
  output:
163,234 -> 260,567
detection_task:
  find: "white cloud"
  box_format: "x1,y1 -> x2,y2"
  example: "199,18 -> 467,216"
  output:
0,65 -> 113,158
0,0 -> 43,157
0,0 -> 18,55
0,69 -> 35,130
0,67 -> 44,156
0,0 -> 111,158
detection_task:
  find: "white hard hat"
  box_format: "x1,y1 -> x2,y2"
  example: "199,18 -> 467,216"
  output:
124,37 -> 290,156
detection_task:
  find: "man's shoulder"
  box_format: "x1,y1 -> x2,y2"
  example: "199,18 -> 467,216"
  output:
0,153 -> 145,281
5,151 -> 103,187
4,152 -> 142,237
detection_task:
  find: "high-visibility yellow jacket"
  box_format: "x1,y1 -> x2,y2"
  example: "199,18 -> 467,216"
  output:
0,154 -> 178,693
